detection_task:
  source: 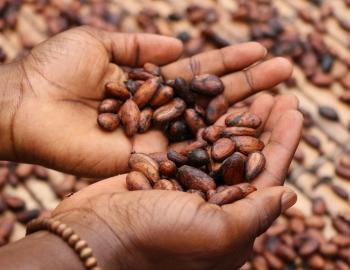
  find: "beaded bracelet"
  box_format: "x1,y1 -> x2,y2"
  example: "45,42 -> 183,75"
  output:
26,218 -> 103,270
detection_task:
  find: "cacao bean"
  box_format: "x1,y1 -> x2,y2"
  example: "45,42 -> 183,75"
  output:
225,112 -> 261,128
206,94 -> 229,124
133,77 -> 160,109
153,179 -> 176,190
232,136 -> 264,154
208,185 -> 243,205
128,153 -> 159,184
166,119 -> 191,142
150,84 -> 174,107
153,98 -> 186,123
98,99 -> 120,114
159,160 -> 177,177
245,151 -> 266,181
97,113 -> 120,131
4,195 -> 25,211
173,77 -> 195,105
184,108 -> 206,135
219,152 -> 246,185
16,209 -> 40,224
187,148 -> 210,167
120,99 -> 140,137
126,171 -> 152,191
177,165 -> 216,192
128,68 -> 154,80
211,138 -> 235,161
138,108 -> 153,133
105,82 -> 130,100
331,184 -> 349,201
318,105 -> 339,121
190,74 -> 224,96
221,127 -> 257,137
167,150 -> 188,166
312,197 -> 327,215
202,125 -> 225,143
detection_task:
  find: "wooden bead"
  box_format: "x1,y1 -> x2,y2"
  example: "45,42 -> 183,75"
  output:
57,223 -> 67,235
80,247 -> 93,259
49,220 -> 60,232
68,234 -> 80,246
75,240 -> 88,252
84,257 -> 97,268
62,227 -> 73,240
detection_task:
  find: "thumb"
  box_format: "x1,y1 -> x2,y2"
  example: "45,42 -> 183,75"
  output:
222,186 -> 297,239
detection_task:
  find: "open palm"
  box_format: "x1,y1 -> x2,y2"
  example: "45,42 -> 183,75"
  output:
11,26 -> 297,178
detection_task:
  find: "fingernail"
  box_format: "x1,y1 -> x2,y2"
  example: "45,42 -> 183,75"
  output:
281,189 -> 297,213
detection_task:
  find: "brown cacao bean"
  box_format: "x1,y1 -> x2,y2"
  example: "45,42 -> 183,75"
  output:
202,125 -> 225,143
312,197 -> 327,215
159,160 -> 177,177
16,209 -> 40,224
211,138 -> 235,161
138,108 -> 153,133
128,153 -> 159,184
275,244 -> 296,262
208,185 -> 243,205
150,84 -> 174,107
206,94 -> 229,124
153,179 -> 176,190
219,152 -> 246,185
245,151 -> 265,181
167,150 -> 188,166
133,77 -> 160,109
320,243 -> 338,257
166,119 -> 191,142
331,184 -> 349,201
187,148 -> 210,167
190,74 -> 224,96
184,108 -> 206,135
232,136 -> 264,154
177,165 -> 216,192
308,254 -> 326,270
3,195 -> 25,211
120,99 -> 140,137
225,112 -> 261,128
126,171 -> 152,191
97,113 -> 120,131
299,238 -> 319,257
105,82 -> 130,100
318,105 -> 339,121
153,98 -> 186,123
173,77 -> 195,105
221,126 -> 257,137
128,68 -> 154,80
98,99 -> 120,114
234,183 -> 257,197
263,251 -> 284,270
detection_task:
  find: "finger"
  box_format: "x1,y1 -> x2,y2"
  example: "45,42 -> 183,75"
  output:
102,63 -> 127,85
222,57 -> 292,105
81,26 -> 183,66
253,110 -> 303,188
161,42 -> 267,81
260,94 -> 299,143
223,186 -> 297,239
214,94 -> 274,130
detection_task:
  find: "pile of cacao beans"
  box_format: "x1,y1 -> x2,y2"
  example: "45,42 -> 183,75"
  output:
96,65 -> 266,205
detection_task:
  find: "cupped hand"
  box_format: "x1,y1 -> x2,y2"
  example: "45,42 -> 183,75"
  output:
52,93 -> 303,270
6,26 -> 293,177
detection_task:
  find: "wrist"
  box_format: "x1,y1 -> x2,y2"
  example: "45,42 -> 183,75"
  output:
55,209 -> 127,270
0,62 -> 25,161
0,230 -> 85,270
